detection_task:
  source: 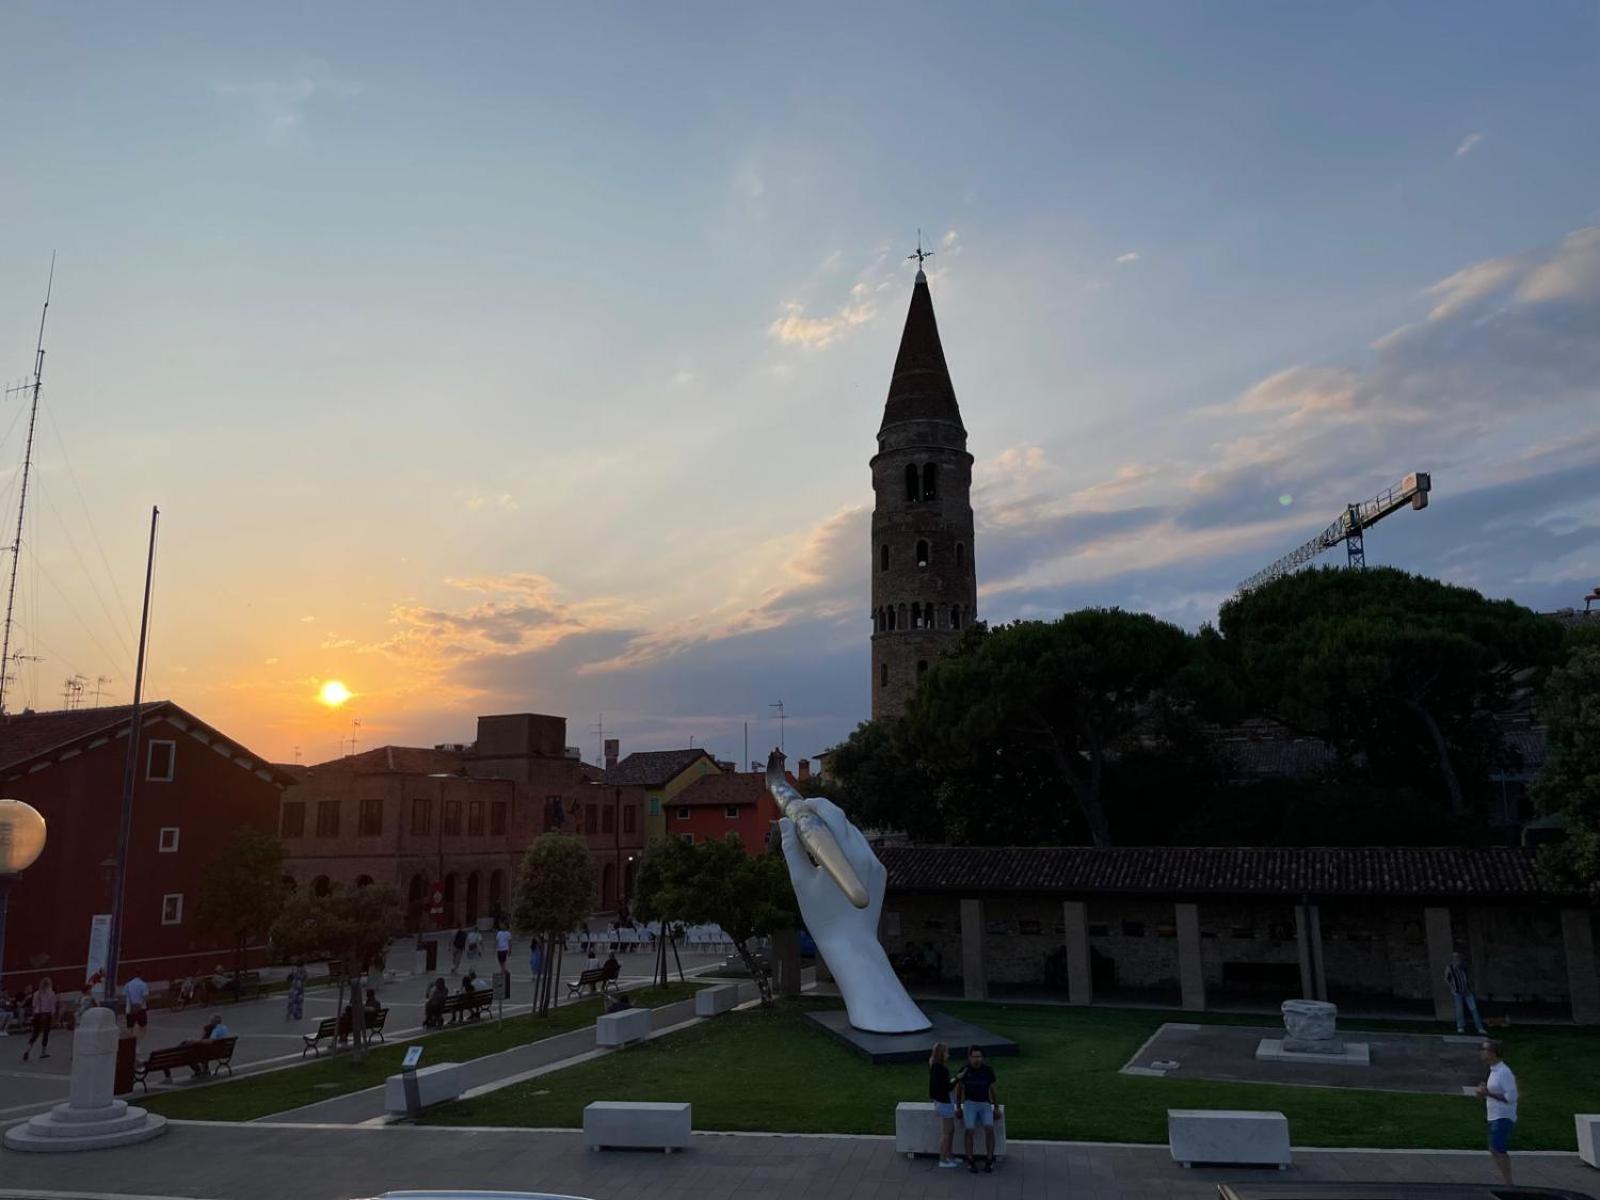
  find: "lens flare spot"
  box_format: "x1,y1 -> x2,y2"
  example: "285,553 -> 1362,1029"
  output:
1278,493 -> 1294,507
318,680 -> 353,707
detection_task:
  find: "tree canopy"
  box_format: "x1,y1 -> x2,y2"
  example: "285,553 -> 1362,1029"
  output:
1534,639 -> 1600,896
196,828 -> 288,982
511,832 -> 596,937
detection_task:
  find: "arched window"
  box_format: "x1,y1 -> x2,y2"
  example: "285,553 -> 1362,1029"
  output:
956,542 -> 965,569
880,544 -> 889,572
879,661 -> 888,688
905,464 -> 919,501
312,874 -> 331,897
355,874 -> 374,888
922,463 -> 939,501
951,605 -> 961,630
887,606 -> 896,631
898,603 -> 907,630
911,602 -> 922,629
917,660 -> 929,678
283,874 -> 299,893
916,540 -> 929,568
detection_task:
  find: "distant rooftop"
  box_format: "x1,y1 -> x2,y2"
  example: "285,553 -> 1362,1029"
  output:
603,748 -> 715,787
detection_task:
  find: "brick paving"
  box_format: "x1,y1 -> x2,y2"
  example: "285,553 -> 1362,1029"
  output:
1,1123 -> 1596,1200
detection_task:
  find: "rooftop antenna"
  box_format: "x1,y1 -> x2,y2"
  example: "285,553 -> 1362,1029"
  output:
593,713 -> 605,766
1,254 -> 54,716
769,700 -> 787,755
907,229 -> 934,275
293,745 -> 302,764
62,674 -> 86,710
348,717 -> 362,757
93,675 -> 111,706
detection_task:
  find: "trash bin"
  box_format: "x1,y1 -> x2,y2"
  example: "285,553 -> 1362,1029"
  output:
114,1033 -> 138,1096
423,939 -> 438,972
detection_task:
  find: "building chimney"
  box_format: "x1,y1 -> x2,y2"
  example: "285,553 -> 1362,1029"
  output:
604,737 -> 619,773
798,758 -> 811,782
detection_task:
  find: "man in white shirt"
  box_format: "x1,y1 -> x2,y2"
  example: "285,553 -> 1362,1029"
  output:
495,926 -> 512,968
123,974 -> 150,1036
1475,1039 -> 1517,1185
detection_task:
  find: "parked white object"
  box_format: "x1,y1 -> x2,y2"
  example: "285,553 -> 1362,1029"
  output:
1167,1109 -> 1291,1169
583,1101 -> 691,1152
595,1007 -> 652,1047
895,1101 -> 1007,1159
694,985 -> 740,1017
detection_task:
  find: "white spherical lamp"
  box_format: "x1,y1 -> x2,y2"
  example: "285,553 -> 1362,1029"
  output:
0,798 -> 47,874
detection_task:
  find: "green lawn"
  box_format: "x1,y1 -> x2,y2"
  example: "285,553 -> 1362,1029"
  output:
422,998 -> 1599,1150
142,983 -> 698,1122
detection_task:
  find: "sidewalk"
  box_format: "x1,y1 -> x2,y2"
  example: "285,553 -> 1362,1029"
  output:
1,1122 -> 1594,1200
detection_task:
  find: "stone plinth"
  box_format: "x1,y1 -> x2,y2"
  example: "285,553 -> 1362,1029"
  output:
596,1006 -> 652,1047
895,1102 -> 1007,1158
694,984 -> 740,1017
1577,1114 -> 1600,1169
383,1063 -> 466,1115
1168,1109 -> 1290,1169
4,1008 -> 168,1152
804,1008 -> 1018,1065
583,1101 -> 691,1152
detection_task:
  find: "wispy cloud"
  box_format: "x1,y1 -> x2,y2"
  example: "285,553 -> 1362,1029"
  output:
1455,132 -> 1485,157
768,287 -> 876,348
462,492 -> 519,513
1115,251 -> 1140,264
214,58 -> 361,134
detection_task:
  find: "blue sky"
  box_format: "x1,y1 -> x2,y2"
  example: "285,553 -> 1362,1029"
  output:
0,2 -> 1595,763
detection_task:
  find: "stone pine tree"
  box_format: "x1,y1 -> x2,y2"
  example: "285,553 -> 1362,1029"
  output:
512,833 -> 595,1017
632,835 -> 697,989
195,828 -> 288,1001
269,882 -> 403,1061
1535,639 -> 1600,896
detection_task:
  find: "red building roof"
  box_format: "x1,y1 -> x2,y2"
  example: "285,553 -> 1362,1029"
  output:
672,770 -> 795,808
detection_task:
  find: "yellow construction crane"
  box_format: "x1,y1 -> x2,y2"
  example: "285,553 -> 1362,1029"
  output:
1238,472 -> 1432,593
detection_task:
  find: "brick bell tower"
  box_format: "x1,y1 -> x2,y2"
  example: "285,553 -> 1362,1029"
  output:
870,259 -> 977,721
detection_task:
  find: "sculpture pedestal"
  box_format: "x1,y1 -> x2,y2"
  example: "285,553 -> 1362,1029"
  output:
4,1009 -> 168,1152
805,1008 -> 1018,1064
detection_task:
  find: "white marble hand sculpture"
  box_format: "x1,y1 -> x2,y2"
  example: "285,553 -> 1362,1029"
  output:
779,795 -> 931,1034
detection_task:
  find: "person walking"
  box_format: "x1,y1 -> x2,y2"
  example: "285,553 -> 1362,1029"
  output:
450,927 -> 467,975
21,977 -> 55,1061
1447,952 -> 1488,1035
1476,1039 -> 1518,1185
465,926 -> 482,963
285,961 -> 307,1022
928,1042 -> 961,1168
123,972 -> 150,1038
955,1045 -> 1002,1173
495,925 -> 512,969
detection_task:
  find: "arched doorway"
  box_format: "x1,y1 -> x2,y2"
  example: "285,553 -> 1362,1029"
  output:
355,874 -> 374,888
312,875 -> 331,897
488,870 -> 505,924
407,874 -> 426,931
465,871 -> 481,925
601,862 -> 616,912
442,873 -> 457,926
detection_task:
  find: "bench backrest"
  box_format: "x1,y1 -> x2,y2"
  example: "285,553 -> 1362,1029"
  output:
144,1045 -> 198,1069
314,1016 -> 339,1036
578,967 -> 606,984
369,1008 -> 389,1028
206,1036 -> 238,1061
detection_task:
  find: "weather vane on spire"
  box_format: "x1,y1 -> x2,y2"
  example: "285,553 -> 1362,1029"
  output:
907,228 -> 934,271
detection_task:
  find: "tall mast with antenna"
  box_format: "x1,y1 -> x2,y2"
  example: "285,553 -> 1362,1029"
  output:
1,255 -> 55,716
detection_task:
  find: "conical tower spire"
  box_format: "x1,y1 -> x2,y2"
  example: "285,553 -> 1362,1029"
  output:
879,270 -> 965,435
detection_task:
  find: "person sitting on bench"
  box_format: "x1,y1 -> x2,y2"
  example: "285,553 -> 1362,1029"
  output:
167,1015 -> 231,1079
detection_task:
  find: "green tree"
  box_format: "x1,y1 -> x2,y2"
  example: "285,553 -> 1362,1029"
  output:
904,611 -> 1194,846
1534,641 -> 1600,895
195,828 -> 288,999
1220,567 -> 1564,818
269,882 -> 403,1060
632,835 -> 697,988
512,833 -> 595,1016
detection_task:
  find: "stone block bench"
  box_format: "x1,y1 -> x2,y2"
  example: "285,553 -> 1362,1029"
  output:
694,984 -> 741,1017
384,1062 -> 467,1115
596,1006 -> 652,1047
1168,1109 -> 1290,1169
1578,1114 -> 1600,1169
583,1101 -> 691,1152
895,1102 -> 1007,1159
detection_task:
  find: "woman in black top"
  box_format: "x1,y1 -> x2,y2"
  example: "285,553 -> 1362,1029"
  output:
927,1042 -> 960,1168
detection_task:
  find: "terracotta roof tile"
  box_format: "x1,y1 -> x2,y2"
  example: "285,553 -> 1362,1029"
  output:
672,771 -> 794,808
603,748 -> 715,788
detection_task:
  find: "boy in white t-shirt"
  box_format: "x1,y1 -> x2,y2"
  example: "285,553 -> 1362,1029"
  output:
1475,1039 -> 1518,1185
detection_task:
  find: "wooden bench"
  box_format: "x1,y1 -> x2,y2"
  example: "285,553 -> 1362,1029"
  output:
567,961 -> 621,999
133,1037 -> 237,1091
301,1009 -> 390,1055
365,1007 -> 389,1043
440,990 -> 492,1023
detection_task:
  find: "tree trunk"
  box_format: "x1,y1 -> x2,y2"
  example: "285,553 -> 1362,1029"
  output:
1404,698 -> 1466,815
734,937 -> 773,1005
347,968 -> 366,1062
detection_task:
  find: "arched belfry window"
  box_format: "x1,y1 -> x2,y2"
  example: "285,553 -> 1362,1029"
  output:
904,464 -> 919,502
951,605 -> 962,630
956,542 -> 965,569
916,540 -> 929,568
887,606 -> 896,631
911,602 -> 922,629
879,662 -> 888,688
922,463 -> 939,501
917,660 -> 929,678
898,603 -> 907,630
880,544 -> 889,572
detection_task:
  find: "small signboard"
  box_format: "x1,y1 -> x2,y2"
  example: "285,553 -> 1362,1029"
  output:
401,1045 -> 424,1072
429,884 -> 445,916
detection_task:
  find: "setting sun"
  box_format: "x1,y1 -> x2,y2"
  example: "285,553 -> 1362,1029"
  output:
318,680 -> 353,708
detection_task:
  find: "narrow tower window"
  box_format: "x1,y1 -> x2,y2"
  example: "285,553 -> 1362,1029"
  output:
905,464 -> 919,502
880,544 -> 889,572
887,606 -> 896,631
916,540 -> 929,568
879,662 -> 888,688
951,605 -> 961,630
917,660 -> 929,677
956,542 -> 965,568
898,603 -> 907,630
922,463 -> 939,501
911,602 -> 922,629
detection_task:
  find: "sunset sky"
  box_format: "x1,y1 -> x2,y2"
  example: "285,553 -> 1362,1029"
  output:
0,3 -> 1596,766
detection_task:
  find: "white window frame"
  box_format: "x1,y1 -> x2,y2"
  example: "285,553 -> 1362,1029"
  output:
146,739 -> 176,782
161,893 -> 184,925
681,833 -> 695,845
158,827 -> 180,853
724,805 -> 739,819
676,806 -> 690,821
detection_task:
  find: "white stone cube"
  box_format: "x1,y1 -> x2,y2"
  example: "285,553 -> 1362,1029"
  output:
894,1101 -> 1007,1158
1577,1114 -> 1600,1169
583,1101 -> 691,1152
383,1063 -> 466,1115
596,1006 -> 652,1047
1168,1109 -> 1291,1168
694,985 -> 740,1017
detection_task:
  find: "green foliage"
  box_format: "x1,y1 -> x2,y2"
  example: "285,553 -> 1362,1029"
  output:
1534,642 -> 1600,895
269,882 -> 404,972
630,834 -> 695,926
1220,566 -> 1564,817
512,832 -> 595,937
196,827 -> 288,950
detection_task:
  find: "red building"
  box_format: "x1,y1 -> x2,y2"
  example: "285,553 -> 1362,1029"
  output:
279,713 -> 646,926
665,769 -> 790,856
0,702 -> 293,992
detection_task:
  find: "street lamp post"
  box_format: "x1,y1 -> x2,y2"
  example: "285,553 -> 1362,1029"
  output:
0,798 -> 48,993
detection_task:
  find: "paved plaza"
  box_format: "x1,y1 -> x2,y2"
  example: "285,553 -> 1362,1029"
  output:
0,939 -> 732,1124
2,1122 -> 1597,1200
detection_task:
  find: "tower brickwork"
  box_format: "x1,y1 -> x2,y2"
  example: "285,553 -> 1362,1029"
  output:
870,269 -> 976,721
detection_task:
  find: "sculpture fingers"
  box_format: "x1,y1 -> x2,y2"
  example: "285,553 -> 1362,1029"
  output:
778,817 -> 818,886
809,795 -> 878,875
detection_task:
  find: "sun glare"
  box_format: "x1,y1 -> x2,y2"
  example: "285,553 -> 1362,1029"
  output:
318,680 -> 353,707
